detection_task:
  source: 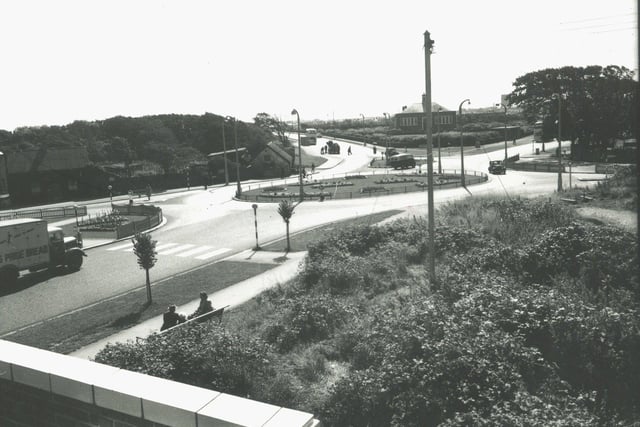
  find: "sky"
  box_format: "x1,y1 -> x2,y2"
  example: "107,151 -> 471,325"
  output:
0,0 -> 637,131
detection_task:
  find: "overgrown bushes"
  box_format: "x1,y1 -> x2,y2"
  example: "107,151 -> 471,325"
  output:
95,195 -> 639,425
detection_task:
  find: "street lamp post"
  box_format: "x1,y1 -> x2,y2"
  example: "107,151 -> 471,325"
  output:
497,103 -> 508,161
251,204 -> 260,250
424,30 -> 436,285
74,205 -> 79,227
437,107 -> 442,175
221,119 -> 229,186
552,93 -> 563,192
360,114 -> 366,146
226,116 -> 242,197
458,99 -> 470,187
291,109 -> 304,202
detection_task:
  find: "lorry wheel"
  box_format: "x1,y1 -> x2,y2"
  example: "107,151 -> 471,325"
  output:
0,268 -> 19,287
66,252 -> 84,271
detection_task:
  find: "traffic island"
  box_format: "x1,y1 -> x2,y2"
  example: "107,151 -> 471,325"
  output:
237,169 -> 487,203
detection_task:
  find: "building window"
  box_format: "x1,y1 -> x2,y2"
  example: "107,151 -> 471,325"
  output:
263,154 -> 272,162
68,179 -> 78,191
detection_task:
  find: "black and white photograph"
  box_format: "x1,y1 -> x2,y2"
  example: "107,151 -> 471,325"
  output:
0,1 -> 637,426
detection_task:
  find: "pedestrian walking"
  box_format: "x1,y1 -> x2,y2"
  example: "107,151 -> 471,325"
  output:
348,146 -> 352,156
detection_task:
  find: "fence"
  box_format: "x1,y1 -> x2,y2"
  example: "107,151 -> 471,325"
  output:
508,162 -> 564,173
237,169 -> 487,203
0,205 -> 88,221
111,203 -> 163,239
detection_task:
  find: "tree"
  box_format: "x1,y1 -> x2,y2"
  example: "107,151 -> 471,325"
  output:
132,232 -> 157,305
277,200 -> 295,252
508,65 -> 637,159
254,113 -> 289,145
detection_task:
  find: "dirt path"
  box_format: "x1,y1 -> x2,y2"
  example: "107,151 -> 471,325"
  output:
576,207 -> 637,233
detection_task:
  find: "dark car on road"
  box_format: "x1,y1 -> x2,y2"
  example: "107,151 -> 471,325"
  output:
488,160 -> 506,175
387,153 -> 416,169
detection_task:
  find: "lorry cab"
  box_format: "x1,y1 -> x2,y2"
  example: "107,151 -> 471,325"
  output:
47,225 -> 85,271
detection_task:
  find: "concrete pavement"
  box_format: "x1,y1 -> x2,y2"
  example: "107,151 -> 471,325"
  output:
71,250 -> 307,360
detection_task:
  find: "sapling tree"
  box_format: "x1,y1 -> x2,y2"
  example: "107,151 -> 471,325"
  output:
132,232 -> 157,305
277,200 -> 295,252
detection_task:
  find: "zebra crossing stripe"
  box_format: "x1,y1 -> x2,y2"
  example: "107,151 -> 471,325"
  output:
108,242 -> 133,251
158,244 -> 196,255
176,246 -> 213,257
155,243 -> 179,251
195,248 -> 231,260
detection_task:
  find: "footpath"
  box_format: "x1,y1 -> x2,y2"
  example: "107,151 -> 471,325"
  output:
70,249 -> 307,360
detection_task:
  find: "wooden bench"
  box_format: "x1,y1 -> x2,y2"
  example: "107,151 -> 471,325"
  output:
193,306 -> 228,324
156,305 -> 229,336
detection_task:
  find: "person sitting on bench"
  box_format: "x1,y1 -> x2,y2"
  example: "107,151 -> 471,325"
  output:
188,292 -> 214,320
161,305 -> 185,331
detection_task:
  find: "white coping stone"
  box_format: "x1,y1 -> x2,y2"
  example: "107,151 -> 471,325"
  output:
197,393 -> 281,427
0,360 -> 11,380
262,408 -> 316,427
125,370 -> 221,427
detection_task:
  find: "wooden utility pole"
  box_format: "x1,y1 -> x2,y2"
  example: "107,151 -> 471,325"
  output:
424,30 -> 436,285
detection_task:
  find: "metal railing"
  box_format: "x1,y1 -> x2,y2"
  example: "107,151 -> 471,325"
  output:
111,203 -> 163,239
0,205 -> 88,221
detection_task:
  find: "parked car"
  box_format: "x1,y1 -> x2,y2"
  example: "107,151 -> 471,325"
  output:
385,148 -> 400,158
488,160 -> 506,175
387,154 -> 416,169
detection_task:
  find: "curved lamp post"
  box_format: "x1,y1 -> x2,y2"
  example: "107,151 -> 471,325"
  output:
225,116 -> 241,197
290,109 -> 304,202
497,103 -> 508,161
458,99 -> 470,187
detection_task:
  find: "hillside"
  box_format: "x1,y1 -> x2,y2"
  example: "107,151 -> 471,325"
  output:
0,113 -> 273,174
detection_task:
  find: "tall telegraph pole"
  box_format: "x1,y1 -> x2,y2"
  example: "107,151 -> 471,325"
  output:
423,30 -> 436,285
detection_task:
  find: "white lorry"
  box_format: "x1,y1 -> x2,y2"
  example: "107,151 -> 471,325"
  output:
0,218 -> 86,286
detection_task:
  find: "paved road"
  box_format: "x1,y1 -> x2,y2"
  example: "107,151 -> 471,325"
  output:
0,136 -> 604,335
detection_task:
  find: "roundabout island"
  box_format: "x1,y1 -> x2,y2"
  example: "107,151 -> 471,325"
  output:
237,168 -> 487,203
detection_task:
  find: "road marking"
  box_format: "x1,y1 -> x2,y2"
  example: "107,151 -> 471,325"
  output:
155,243 -> 179,251
158,244 -> 195,255
107,242 -> 133,251
195,248 -> 231,260
176,246 -> 213,257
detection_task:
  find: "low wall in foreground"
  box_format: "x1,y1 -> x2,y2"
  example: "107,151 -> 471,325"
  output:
0,340 -> 319,427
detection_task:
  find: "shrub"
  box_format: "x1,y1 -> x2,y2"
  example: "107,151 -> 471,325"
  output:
95,323 -> 272,396
261,294 -> 357,352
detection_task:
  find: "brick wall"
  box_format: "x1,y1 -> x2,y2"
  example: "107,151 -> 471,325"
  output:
0,340 -> 319,427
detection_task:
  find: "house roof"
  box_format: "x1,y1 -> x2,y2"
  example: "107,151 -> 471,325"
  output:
264,141 -> 293,164
396,102 -> 450,115
207,147 -> 247,158
7,147 -> 90,174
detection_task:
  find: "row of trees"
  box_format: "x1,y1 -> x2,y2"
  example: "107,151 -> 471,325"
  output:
0,113 -> 273,175
508,65 -> 637,159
